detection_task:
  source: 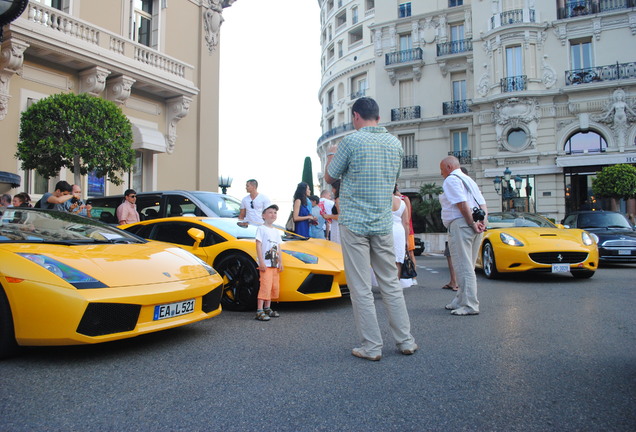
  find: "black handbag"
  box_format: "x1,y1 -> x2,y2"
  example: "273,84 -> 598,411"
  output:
401,255 -> 417,279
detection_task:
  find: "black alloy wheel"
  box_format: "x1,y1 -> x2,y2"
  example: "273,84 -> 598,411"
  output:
215,253 -> 259,311
481,242 -> 500,279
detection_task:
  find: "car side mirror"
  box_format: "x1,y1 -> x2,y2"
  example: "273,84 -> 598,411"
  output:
555,223 -> 565,229
187,228 -> 205,249
562,224 -> 570,229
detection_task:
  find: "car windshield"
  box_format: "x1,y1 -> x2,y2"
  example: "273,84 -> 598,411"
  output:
0,208 -> 144,244
191,192 -> 241,218
576,212 -> 632,229
487,213 -> 556,229
200,218 -> 290,240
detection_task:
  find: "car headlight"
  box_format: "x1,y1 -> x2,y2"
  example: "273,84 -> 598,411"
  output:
499,232 -> 524,247
283,250 -> 319,264
17,253 -> 107,289
582,231 -> 597,246
190,255 -> 217,275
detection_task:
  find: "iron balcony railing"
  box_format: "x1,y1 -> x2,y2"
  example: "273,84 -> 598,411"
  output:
565,61 -> 636,85
402,155 -> 418,169
491,8 -> 536,28
437,38 -> 473,56
317,123 -> 354,144
558,0 -> 635,19
501,75 -> 528,92
385,48 -> 423,66
391,106 -> 421,122
443,100 -> 472,115
448,150 -> 472,165
350,89 -> 366,100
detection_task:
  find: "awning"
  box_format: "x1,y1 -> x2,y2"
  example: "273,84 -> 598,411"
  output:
0,171 -> 21,188
556,152 -> 636,167
132,124 -> 167,153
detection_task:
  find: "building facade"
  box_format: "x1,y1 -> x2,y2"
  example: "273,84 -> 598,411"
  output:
0,0 -> 235,199
317,0 -> 636,226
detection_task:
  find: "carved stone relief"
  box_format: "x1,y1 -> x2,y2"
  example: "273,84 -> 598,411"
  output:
79,66 -> 111,96
477,63 -> 490,97
203,0 -> 225,53
591,88 -> 636,151
541,55 -> 557,89
166,96 -> 192,154
0,38 -> 29,121
106,75 -> 136,105
493,98 -> 541,151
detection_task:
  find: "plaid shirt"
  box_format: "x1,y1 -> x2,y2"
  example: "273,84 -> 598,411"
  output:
327,126 -> 403,235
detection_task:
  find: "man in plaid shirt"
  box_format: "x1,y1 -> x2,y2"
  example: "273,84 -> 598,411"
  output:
324,97 -> 418,361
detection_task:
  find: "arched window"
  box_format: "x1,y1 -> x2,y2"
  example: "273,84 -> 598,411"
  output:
564,131 -> 607,154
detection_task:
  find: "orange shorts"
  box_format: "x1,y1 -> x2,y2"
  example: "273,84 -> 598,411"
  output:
407,234 -> 415,251
258,267 -> 280,301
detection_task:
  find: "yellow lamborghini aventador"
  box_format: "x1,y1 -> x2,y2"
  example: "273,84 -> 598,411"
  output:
0,208 -> 223,358
122,217 -> 347,311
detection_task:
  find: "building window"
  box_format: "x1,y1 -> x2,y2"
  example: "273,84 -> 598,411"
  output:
452,131 -> 468,153
565,131 -> 608,154
399,134 -> 417,169
570,39 -> 593,70
398,2 -> 411,18
399,79 -> 414,108
349,26 -> 363,45
452,79 -> 467,102
505,45 -> 523,77
507,128 -> 528,150
133,0 -> 154,47
35,0 -> 70,12
352,6 -> 359,24
351,74 -> 368,99
449,0 -> 463,6
336,10 -> 347,29
366,0 -> 375,12
338,41 -> 343,58
450,24 -> 465,43
130,151 -> 143,191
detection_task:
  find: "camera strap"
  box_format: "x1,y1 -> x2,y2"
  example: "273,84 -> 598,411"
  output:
451,173 -> 480,208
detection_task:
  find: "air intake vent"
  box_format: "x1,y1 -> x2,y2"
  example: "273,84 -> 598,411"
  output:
77,303 -> 141,336
202,285 -> 223,313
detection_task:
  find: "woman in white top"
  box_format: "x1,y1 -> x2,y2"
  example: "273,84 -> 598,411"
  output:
392,186 -> 410,280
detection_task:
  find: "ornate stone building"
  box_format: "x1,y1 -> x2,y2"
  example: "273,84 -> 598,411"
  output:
0,0 -> 235,198
317,0 -> 636,225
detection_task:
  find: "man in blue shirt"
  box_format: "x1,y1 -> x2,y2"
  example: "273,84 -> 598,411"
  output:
324,97 -> 417,361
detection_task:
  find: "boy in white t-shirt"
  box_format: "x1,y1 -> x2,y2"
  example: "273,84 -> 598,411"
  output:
255,204 -> 283,321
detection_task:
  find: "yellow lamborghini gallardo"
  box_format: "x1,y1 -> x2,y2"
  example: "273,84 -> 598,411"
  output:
0,208 -> 223,358
122,217 -> 347,311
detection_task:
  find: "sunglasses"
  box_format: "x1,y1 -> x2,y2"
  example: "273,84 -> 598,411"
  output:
250,200 -> 254,209
129,195 -> 137,198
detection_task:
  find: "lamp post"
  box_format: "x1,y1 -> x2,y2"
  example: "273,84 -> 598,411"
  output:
493,167 -> 524,212
218,175 -> 233,195
0,0 -> 29,42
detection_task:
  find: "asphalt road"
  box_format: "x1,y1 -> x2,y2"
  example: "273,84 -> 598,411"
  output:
1,256 -> 635,432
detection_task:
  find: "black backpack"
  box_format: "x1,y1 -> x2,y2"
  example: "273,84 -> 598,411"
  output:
34,197 -> 54,210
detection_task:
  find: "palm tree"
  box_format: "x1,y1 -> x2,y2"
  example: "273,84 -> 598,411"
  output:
413,183 -> 445,232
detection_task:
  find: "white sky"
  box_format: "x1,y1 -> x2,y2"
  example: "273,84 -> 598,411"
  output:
219,0 -> 323,217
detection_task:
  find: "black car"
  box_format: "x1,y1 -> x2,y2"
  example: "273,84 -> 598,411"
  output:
413,237 -> 424,256
563,211 -> 636,263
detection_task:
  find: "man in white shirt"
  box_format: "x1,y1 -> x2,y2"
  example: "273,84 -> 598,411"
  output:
439,156 -> 488,316
238,179 -> 271,225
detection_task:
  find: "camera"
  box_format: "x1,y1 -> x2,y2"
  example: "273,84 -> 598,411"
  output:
472,207 -> 486,222
71,197 -> 79,204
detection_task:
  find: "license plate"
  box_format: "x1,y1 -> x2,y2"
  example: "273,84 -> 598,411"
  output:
153,299 -> 195,320
618,249 -> 631,255
551,264 -> 570,273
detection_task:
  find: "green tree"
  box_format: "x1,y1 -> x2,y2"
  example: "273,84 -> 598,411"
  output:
302,156 -> 314,195
592,164 -> 636,202
413,183 -> 445,232
16,92 -> 135,186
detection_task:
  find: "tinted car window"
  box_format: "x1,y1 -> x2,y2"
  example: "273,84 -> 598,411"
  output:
191,192 -> 241,218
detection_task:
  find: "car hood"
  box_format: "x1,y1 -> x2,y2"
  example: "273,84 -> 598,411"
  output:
2,242 -> 211,288
281,238 -> 344,269
492,227 -> 591,245
587,228 -> 636,242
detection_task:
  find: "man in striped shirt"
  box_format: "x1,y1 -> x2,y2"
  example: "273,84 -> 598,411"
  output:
324,97 -> 418,361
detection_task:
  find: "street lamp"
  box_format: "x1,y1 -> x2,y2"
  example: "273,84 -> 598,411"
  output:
0,0 -> 29,42
218,175 -> 233,195
493,167 -> 524,212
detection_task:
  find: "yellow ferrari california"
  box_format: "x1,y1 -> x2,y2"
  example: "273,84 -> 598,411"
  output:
122,217 -> 347,311
475,212 -> 599,279
0,207 -> 223,359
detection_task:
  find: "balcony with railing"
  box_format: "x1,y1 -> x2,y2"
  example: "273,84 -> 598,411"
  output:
501,75 -> 528,92
490,8 -> 536,29
317,123 -> 354,144
565,61 -> 636,85
402,155 -> 418,169
558,0 -> 635,19
443,100 -> 472,115
11,3 -> 196,97
437,39 -> 473,56
385,48 -> 423,66
391,106 -> 421,122
448,150 -> 472,165
350,89 -> 366,100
